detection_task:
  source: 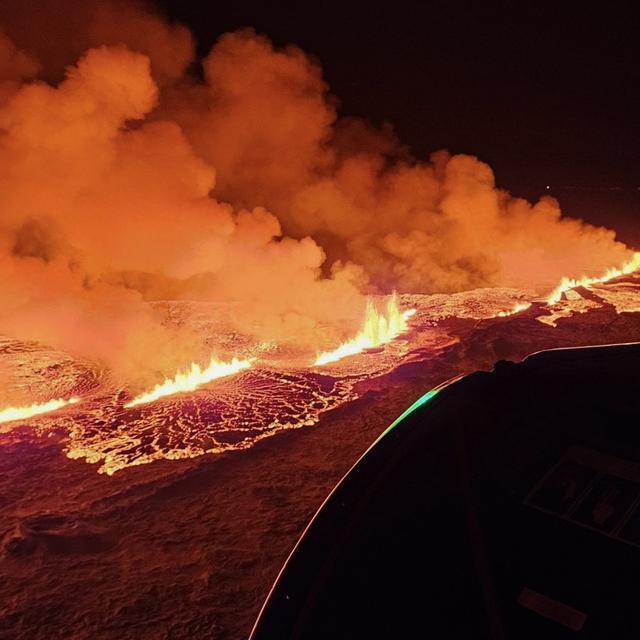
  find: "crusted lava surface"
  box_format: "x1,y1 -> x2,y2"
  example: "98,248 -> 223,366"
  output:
1,278 -> 640,639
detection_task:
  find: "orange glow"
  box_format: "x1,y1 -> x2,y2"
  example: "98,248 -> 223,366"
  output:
124,355 -> 254,407
547,252 -> 640,305
0,23 -> 637,376
495,302 -> 532,317
0,397 -> 80,425
314,295 -> 416,366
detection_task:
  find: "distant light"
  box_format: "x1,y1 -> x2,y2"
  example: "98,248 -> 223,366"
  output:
546,185 -> 550,190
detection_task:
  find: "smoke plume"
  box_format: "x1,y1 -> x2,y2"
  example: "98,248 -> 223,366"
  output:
0,1 -> 634,378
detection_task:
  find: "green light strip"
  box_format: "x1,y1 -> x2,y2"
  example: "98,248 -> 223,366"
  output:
371,388 -> 440,446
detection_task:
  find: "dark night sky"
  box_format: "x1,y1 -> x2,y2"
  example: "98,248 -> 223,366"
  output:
157,0 -> 639,247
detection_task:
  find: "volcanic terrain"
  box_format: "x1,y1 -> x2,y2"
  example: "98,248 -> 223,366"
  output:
1,276 -> 639,639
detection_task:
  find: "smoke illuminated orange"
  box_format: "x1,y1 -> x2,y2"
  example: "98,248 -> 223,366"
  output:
547,252 -> 640,305
0,397 -> 80,425
124,355 -> 254,408
314,295 -> 416,366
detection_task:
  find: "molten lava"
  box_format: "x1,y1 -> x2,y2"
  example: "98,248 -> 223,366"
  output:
0,397 -> 80,425
314,295 -> 416,366
547,252 -> 640,304
495,302 -> 532,317
125,356 -> 254,408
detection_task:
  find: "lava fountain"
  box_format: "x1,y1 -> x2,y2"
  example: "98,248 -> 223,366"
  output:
0,397 -> 80,426
314,295 -> 416,366
125,356 -> 254,407
547,252 -> 640,304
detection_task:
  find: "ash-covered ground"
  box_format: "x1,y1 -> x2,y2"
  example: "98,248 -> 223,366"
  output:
1,278 -> 640,639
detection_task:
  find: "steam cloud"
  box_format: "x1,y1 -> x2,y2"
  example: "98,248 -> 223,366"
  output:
0,1 -> 634,379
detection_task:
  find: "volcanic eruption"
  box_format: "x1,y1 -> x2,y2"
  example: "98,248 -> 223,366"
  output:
125,356 -> 254,408
0,396 -> 80,426
0,0 -> 637,462
314,295 -> 415,366
0,2 -> 639,639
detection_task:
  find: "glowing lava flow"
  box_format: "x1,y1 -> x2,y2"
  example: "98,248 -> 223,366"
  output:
495,302 -> 532,317
0,397 -> 80,425
314,295 -> 416,366
125,356 -> 253,408
547,252 -> 640,304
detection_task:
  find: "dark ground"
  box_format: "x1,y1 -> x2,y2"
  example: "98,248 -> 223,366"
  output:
1,288 -> 640,639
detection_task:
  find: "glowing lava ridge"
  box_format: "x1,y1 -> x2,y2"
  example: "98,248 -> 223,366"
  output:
547,252 -> 640,304
0,397 -> 80,426
125,356 -> 254,407
314,295 -> 416,366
